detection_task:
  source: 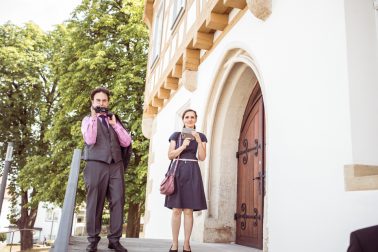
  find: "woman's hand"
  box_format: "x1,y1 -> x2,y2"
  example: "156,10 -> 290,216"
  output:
192,131 -> 202,143
168,137 -> 191,159
182,138 -> 191,148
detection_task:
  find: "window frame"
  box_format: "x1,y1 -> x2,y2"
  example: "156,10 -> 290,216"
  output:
170,0 -> 186,30
45,209 -> 59,222
375,0 -> 378,39
150,1 -> 165,68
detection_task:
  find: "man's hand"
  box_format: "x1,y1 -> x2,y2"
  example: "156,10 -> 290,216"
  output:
108,114 -> 116,126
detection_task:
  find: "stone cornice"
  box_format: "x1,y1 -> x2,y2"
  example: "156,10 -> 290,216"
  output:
142,0 -> 272,121
344,164 -> 378,191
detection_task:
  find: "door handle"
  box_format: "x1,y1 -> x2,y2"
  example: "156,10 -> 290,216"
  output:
253,171 -> 265,194
253,171 -> 265,180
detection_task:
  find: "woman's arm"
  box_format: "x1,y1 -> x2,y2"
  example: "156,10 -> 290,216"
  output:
197,142 -> 206,161
168,138 -> 190,160
193,132 -> 206,161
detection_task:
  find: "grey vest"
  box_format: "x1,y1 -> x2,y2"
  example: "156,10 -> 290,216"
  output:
82,118 -> 122,164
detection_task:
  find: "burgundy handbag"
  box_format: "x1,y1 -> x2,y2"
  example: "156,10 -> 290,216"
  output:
159,167 -> 176,195
160,135 -> 181,196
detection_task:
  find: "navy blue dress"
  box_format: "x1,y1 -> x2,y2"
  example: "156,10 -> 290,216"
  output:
164,131 -> 208,211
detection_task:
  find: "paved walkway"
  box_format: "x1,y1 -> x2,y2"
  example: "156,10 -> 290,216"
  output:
68,236 -> 260,252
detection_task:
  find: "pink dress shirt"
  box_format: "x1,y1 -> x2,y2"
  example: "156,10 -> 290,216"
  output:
81,115 -> 132,147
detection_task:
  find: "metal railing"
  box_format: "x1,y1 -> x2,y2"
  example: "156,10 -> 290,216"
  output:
0,147 -> 81,252
49,149 -> 81,252
0,142 -> 14,217
0,149 -> 81,252
0,228 -> 42,252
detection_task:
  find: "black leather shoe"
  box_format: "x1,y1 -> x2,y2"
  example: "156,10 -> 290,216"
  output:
108,241 -> 128,252
86,242 -> 97,252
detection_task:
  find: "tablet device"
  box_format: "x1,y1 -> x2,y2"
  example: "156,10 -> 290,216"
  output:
181,128 -> 195,140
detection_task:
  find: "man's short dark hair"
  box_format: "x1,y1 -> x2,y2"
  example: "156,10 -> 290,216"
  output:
90,87 -> 110,100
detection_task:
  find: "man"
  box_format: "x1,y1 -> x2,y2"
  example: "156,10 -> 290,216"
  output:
347,225 -> 378,252
81,87 -> 131,252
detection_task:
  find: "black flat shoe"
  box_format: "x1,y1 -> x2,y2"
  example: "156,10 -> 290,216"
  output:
169,245 -> 178,252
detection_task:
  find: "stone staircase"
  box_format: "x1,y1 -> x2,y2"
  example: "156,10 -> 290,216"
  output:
67,236 -> 260,252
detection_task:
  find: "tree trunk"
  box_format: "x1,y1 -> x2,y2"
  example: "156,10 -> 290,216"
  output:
126,202 -> 141,238
17,190 -> 39,251
20,229 -> 34,251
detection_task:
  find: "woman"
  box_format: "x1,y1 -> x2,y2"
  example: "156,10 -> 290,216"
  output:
165,109 -> 207,252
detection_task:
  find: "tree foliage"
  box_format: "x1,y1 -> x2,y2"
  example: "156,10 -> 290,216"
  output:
0,22 -> 59,250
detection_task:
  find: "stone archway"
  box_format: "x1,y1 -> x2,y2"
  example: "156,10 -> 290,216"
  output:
201,49 -> 266,250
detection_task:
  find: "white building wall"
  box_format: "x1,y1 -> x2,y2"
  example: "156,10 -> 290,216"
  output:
144,88 -> 194,239
34,205 -> 61,241
144,0 -> 378,251
345,0 -> 378,164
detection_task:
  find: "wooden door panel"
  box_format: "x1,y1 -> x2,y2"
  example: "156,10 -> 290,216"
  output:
236,88 -> 264,249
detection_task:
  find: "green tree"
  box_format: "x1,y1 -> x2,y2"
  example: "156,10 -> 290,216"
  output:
45,0 -> 149,237
0,23 -> 59,250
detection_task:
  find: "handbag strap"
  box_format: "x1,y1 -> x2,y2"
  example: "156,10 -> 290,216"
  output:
169,133 -> 182,175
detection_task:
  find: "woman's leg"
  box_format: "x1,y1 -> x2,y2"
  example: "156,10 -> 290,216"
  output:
183,209 -> 193,250
171,208 -> 182,250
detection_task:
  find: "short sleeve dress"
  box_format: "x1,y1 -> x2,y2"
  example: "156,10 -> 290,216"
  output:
164,131 -> 208,211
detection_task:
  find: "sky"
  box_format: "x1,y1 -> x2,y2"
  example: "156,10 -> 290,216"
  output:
0,0 -> 82,31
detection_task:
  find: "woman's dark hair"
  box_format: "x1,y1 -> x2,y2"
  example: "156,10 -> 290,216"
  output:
182,109 -> 197,129
182,109 -> 197,120
90,87 -> 110,100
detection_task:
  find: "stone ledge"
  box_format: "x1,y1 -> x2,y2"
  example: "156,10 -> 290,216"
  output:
344,164 -> 378,191
182,70 -> 198,92
247,0 -> 271,21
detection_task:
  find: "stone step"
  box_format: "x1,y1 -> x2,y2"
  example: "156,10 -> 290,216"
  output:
68,236 -> 260,252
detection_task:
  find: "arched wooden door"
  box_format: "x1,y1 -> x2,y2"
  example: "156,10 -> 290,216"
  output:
235,84 -> 265,249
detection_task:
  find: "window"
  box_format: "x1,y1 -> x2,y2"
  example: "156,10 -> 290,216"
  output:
151,2 -> 165,67
171,0 -> 186,30
45,209 -> 59,222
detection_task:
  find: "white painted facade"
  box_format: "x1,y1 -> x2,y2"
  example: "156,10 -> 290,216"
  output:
142,0 -> 378,251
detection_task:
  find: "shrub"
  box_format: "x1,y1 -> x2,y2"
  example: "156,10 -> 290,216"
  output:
0,232 -> 6,242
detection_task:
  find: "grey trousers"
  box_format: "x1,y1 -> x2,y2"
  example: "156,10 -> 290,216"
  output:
84,160 -> 125,243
